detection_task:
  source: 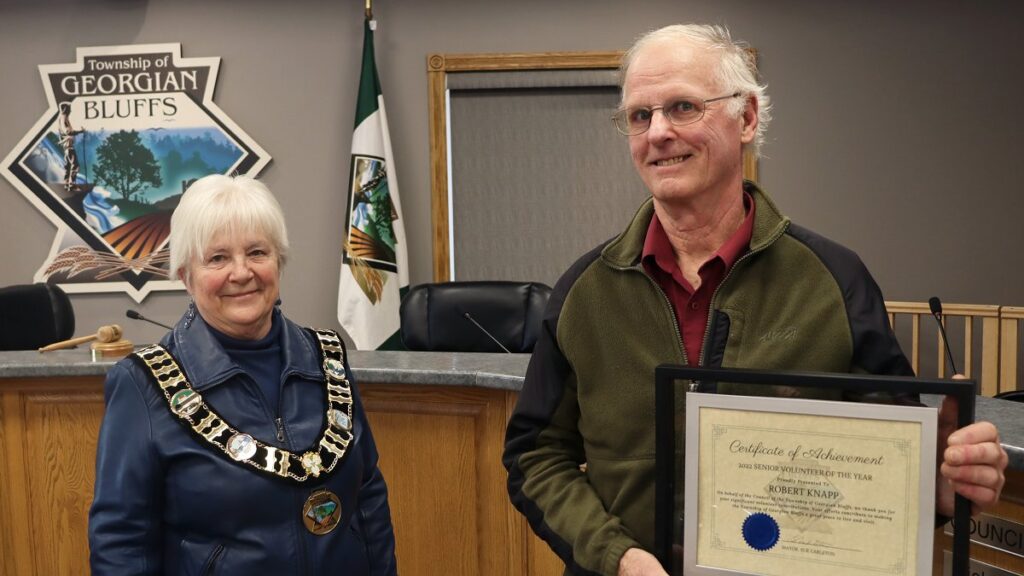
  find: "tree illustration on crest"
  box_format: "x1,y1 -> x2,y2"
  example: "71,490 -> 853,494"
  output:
94,130 -> 163,200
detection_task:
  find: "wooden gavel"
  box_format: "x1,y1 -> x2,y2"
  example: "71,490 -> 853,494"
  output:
39,324 -> 123,352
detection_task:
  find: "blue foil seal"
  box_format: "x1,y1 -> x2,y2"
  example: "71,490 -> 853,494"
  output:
742,512 -> 780,551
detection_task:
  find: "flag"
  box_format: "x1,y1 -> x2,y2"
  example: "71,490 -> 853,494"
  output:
338,17 -> 408,349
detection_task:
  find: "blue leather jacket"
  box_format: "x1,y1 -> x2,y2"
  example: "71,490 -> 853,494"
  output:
89,310 -> 397,575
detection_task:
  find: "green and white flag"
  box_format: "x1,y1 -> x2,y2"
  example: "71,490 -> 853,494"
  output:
338,17 -> 408,350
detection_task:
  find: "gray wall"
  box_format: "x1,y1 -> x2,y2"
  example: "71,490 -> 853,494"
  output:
1,0 -> 1022,346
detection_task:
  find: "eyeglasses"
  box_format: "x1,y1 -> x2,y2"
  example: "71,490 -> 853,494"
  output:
612,92 -> 742,136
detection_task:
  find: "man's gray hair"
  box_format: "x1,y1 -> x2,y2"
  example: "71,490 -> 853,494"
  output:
169,174 -> 289,283
620,24 -> 772,157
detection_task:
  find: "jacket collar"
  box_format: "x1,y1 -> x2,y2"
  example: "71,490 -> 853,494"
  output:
601,180 -> 790,269
164,308 -> 323,391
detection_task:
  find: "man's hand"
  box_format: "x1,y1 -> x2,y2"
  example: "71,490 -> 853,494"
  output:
936,388 -> 1008,517
618,547 -> 669,576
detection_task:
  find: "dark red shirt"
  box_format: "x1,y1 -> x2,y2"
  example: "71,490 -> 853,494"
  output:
641,194 -> 755,365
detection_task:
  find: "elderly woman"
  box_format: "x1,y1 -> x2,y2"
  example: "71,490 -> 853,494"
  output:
89,175 -> 397,575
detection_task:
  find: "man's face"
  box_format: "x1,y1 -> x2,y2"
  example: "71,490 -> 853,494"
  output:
623,40 -> 756,207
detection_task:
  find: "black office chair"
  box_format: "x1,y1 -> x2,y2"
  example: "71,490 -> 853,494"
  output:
994,389 -> 1024,403
0,283 -> 75,351
399,281 -> 552,353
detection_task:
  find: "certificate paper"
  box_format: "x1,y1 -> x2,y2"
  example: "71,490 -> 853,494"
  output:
683,393 -> 936,576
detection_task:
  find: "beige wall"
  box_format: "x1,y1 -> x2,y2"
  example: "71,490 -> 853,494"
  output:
1,0 -> 1022,346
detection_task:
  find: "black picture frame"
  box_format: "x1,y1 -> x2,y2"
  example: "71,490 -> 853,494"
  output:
654,365 -> 975,576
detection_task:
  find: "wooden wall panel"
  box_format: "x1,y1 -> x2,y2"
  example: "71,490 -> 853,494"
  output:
502,386 -> 565,576
22,389 -> 104,576
0,377 -> 104,576
528,531 -> 565,575
0,397 -> 16,576
3,387 -> 38,576
367,402 -> 480,574
362,384 -> 524,576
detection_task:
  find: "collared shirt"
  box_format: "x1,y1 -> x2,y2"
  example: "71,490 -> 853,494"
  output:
641,193 -> 755,365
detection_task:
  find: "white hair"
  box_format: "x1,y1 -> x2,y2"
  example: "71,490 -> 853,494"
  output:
169,174 -> 289,283
620,24 -> 773,157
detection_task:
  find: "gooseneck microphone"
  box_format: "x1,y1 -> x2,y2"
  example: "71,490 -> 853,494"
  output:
126,309 -> 174,331
928,296 -> 959,375
462,312 -> 512,353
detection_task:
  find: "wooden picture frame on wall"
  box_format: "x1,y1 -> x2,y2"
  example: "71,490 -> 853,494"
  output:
427,51 -> 759,282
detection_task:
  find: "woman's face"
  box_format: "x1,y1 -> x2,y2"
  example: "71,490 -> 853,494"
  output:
183,229 -> 280,340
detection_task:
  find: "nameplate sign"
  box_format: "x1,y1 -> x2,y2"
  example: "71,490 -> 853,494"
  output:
943,551 -> 1022,576
944,514 -> 1024,559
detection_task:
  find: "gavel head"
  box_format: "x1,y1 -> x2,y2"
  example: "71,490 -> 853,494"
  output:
96,324 -> 123,343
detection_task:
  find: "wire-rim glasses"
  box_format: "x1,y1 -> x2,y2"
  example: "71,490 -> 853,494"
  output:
612,92 -> 742,136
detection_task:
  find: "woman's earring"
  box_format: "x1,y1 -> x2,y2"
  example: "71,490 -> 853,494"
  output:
184,297 -> 196,328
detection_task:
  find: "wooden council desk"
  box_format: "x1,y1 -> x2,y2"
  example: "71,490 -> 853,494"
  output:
1,349 -> 1023,576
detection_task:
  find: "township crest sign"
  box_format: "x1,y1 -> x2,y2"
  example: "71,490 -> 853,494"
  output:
1,43 -> 270,302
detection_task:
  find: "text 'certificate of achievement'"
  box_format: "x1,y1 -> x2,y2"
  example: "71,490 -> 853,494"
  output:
684,393 -> 936,576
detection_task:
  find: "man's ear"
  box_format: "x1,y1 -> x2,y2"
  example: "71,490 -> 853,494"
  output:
740,95 -> 759,144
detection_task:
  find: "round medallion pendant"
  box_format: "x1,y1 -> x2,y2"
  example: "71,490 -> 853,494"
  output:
170,389 -> 201,417
302,489 -> 342,535
324,358 -> 346,380
226,433 -> 257,461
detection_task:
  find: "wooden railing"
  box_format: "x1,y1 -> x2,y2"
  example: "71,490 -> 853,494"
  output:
886,301 -> 1021,397
1000,306 -> 1024,395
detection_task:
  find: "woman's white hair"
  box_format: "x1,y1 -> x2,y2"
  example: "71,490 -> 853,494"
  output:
620,23 -> 773,157
169,174 -> 289,283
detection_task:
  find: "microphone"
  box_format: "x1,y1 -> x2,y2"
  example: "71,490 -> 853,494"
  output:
462,312 -> 511,353
928,297 -> 959,375
126,309 -> 174,331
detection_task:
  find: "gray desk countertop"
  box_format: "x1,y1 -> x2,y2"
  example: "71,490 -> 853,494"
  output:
0,349 -> 530,390
2,349 -> 1021,469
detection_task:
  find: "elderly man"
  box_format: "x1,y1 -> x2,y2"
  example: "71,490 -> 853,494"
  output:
503,24 -> 1007,576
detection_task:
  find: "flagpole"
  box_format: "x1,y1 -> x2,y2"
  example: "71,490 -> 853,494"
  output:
340,0 -> 407,349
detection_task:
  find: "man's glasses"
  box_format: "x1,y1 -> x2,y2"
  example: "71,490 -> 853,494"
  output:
612,92 -> 742,136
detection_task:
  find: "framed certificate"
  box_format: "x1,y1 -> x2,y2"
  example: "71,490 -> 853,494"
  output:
654,366 -> 976,576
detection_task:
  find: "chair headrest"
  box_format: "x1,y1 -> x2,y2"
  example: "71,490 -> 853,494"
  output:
400,281 -> 552,353
0,283 -> 76,351
994,390 -> 1024,403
